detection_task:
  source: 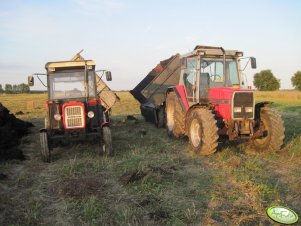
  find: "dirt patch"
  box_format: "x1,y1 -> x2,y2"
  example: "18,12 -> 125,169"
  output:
58,177 -> 107,198
120,170 -> 147,185
149,208 -> 171,221
126,115 -> 138,121
0,173 -> 8,180
139,195 -> 160,207
147,165 -> 176,174
120,165 -> 176,185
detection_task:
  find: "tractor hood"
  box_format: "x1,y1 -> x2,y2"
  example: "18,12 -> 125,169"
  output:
209,87 -> 254,120
209,87 -> 250,101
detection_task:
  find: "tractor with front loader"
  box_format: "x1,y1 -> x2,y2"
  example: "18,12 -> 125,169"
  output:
28,52 -> 119,162
131,45 -> 285,155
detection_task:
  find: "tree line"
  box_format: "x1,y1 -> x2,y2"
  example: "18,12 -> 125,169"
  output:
0,83 -> 30,93
253,70 -> 301,91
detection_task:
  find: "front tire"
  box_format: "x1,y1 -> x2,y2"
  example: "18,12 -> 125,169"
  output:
101,127 -> 113,156
187,108 -> 218,155
250,107 -> 285,152
40,131 -> 50,162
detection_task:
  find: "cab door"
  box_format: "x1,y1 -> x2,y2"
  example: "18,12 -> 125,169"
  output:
182,57 -> 198,104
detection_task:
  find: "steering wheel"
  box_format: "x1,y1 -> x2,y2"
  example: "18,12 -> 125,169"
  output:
214,74 -> 222,79
210,74 -> 222,81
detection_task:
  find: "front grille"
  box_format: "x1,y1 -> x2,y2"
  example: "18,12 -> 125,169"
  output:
64,106 -> 84,128
232,92 -> 254,119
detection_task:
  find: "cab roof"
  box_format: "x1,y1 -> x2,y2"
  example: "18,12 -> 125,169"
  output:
45,60 -> 95,71
181,45 -> 243,58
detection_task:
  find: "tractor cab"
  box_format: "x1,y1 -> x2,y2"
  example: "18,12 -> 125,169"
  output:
28,58 -> 114,162
179,46 -> 256,105
46,60 -> 97,101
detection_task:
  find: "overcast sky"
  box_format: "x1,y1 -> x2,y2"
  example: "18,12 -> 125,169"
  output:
0,0 -> 300,90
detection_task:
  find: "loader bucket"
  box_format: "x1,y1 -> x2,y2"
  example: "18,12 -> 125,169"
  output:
130,54 -> 180,106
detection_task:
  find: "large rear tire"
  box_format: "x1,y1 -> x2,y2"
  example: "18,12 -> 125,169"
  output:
165,92 -> 185,137
40,131 -> 50,162
250,107 -> 285,152
101,127 -> 113,156
187,108 -> 218,155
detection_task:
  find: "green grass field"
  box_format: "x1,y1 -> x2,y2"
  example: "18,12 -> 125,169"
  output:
0,91 -> 301,225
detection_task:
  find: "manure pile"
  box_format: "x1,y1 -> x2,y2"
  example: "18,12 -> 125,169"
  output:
0,103 -> 33,161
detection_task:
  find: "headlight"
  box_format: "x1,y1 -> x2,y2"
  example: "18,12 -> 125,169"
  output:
87,111 -> 94,118
234,107 -> 242,113
54,113 -> 61,121
245,107 -> 253,113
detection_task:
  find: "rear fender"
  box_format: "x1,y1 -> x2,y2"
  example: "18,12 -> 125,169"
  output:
166,86 -> 189,112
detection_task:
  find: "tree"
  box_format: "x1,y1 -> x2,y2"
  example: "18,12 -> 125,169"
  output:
0,84 -> 3,93
12,84 -> 18,93
253,70 -> 280,91
18,83 -> 30,93
5,84 -> 13,93
291,71 -> 301,91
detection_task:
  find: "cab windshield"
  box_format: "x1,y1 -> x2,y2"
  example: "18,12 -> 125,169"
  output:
49,70 -> 96,99
201,58 -> 239,87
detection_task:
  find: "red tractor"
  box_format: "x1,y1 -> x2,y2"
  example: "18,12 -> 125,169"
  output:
131,45 -> 285,155
28,55 -> 118,162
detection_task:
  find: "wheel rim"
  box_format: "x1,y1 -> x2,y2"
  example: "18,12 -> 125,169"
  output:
166,103 -> 174,131
190,118 -> 202,147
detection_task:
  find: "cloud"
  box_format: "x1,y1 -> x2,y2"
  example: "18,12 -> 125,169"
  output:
72,0 -> 125,16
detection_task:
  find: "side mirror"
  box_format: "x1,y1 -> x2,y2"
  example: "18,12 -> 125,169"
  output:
250,57 -> 257,69
105,71 -> 112,81
28,75 -> 34,86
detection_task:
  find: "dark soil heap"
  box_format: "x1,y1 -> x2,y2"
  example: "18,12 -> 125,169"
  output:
0,103 -> 34,161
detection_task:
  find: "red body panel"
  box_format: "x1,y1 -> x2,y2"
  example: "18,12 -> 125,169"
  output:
209,88 -> 233,120
174,85 -> 189,111
172,85 -> 253,120
209,87 -> 251,120
61,102 -> 86,130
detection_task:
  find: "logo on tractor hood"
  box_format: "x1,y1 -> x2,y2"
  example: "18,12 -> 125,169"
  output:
266,206 -> 298,224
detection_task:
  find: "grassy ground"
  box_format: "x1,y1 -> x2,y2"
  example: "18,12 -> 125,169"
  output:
0,91 -> 300,225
